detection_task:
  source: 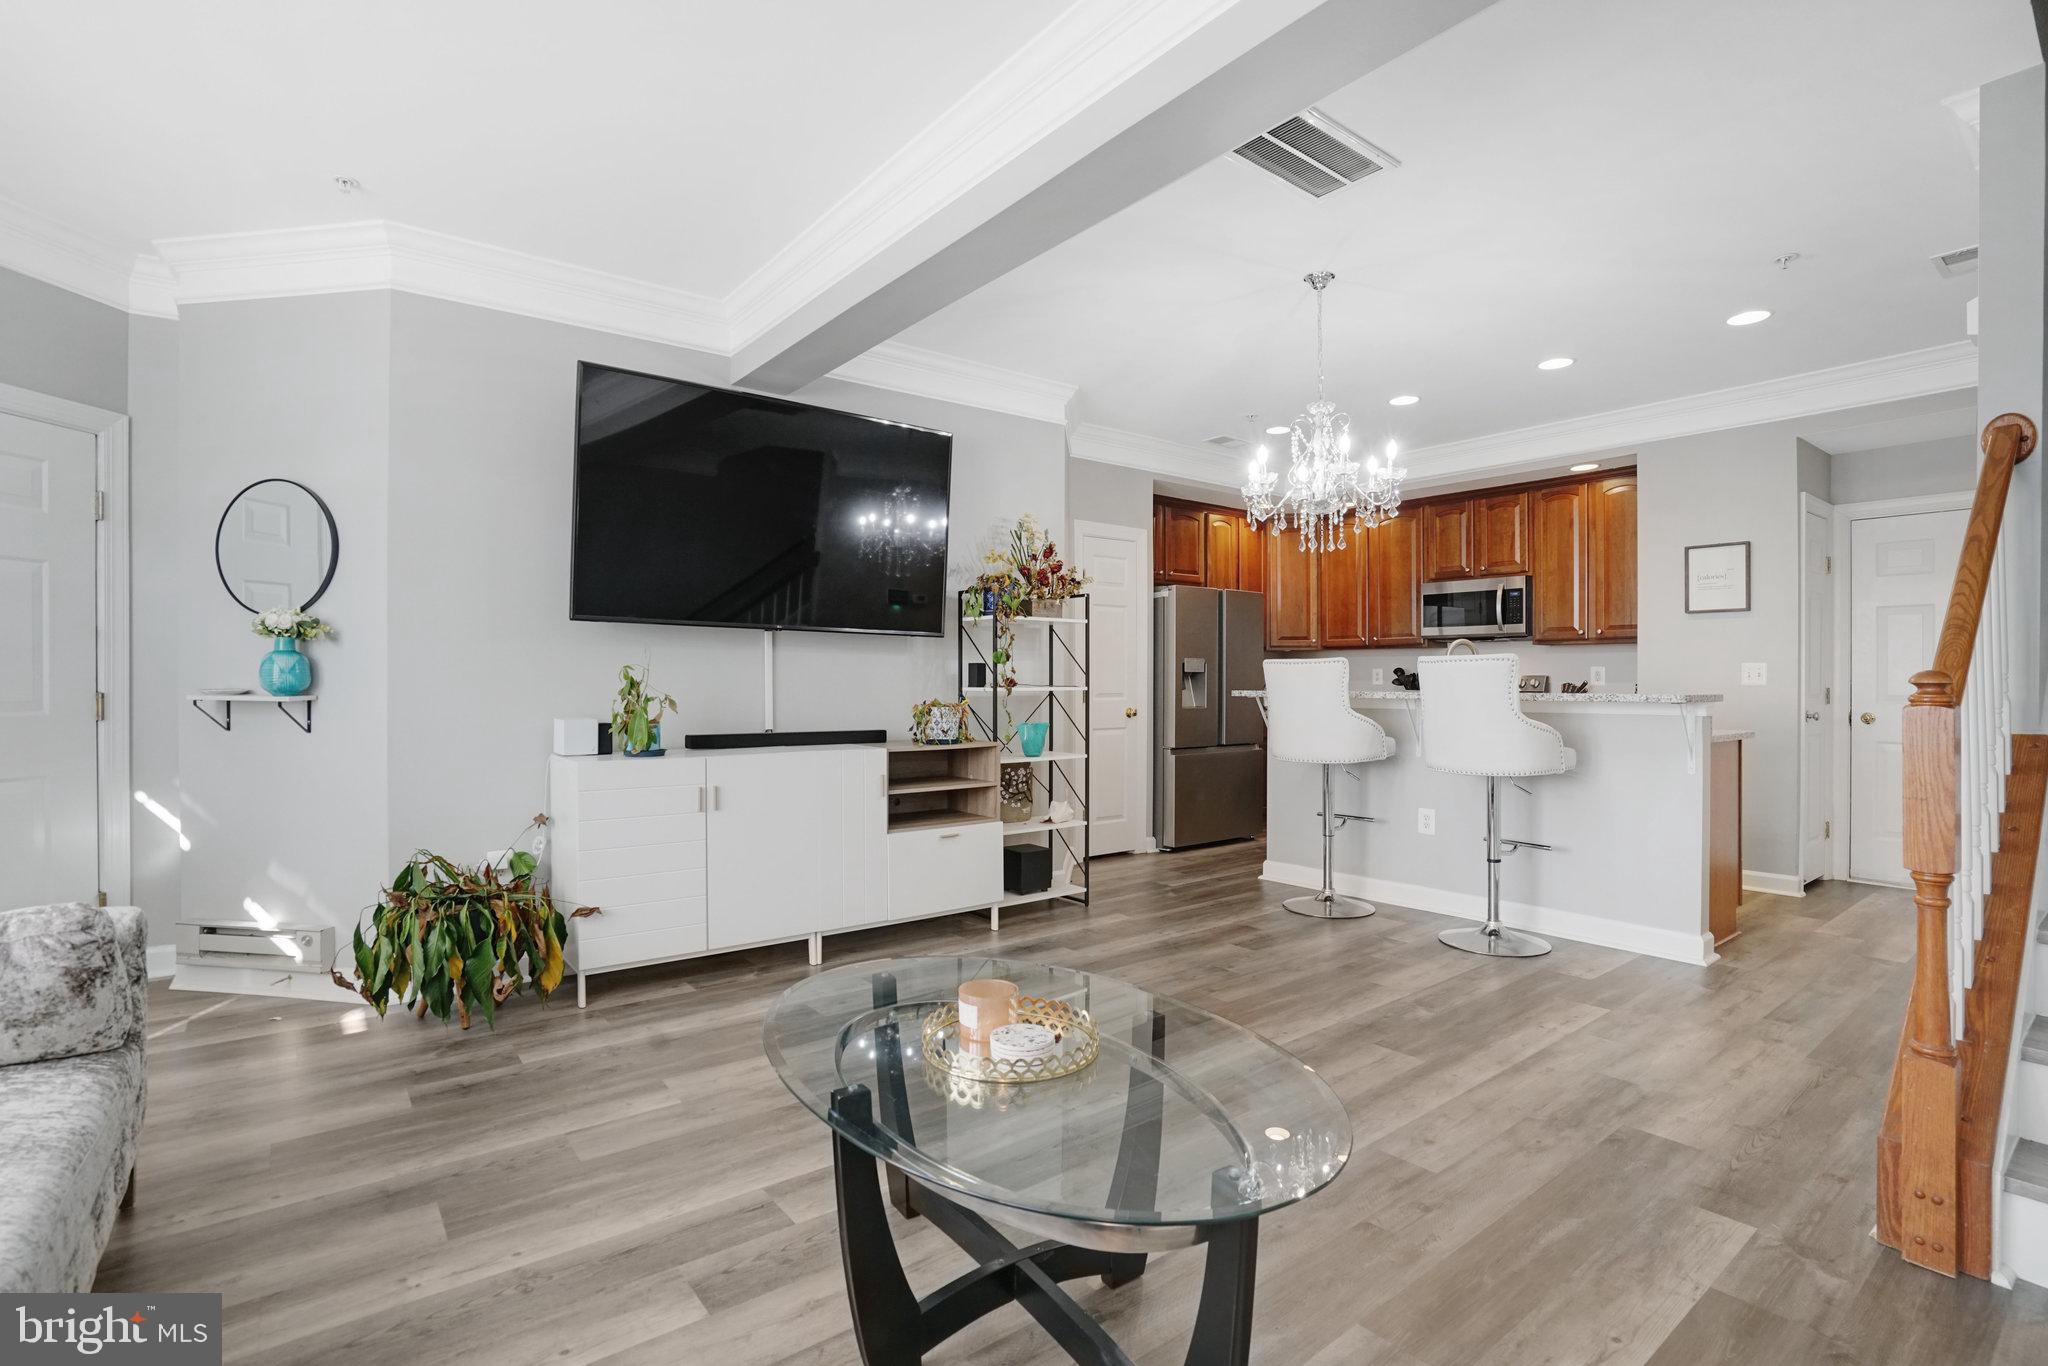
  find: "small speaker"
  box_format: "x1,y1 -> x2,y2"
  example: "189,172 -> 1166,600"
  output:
967,662 -> 989,689
553,717 -> 600,756
1003,844 -> 1052,895
597,722 -> 613,755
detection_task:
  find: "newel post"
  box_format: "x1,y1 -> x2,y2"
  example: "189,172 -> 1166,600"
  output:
1896,667 -> 1961,1274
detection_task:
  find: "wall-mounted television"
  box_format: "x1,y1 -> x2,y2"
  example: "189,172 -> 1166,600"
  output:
571,363 -> 954,636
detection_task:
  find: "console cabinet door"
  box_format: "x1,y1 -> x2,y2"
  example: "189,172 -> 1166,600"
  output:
1588,473 -> 1638,642
1155,504 -> 1206,584
1530,483 -> 1588,642
1237,517 -> 1265,592
1420,500 -> 1474,581
1474,492 -> 1531,575
1203,511 -> 1241,589
1367,515 -> 1422,646
706,751 -> 837,948
1263,530 -> 1318,649
1316,531 -> 1369,648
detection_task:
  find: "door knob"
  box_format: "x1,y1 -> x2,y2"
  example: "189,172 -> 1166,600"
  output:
1804,711 -> 1821,722
1125,706 -> 1138,718
1860,712 -> 1876,725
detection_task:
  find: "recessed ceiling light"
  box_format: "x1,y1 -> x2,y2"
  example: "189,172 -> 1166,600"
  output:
1388,394 -> 1419,406
1537,357 -> 1574,370
1570,462 -> 1599,473
1726,309 -> 1772,326
1264,425 -> 1289,435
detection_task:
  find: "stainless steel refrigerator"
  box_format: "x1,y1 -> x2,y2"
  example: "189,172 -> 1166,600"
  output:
1152,586 -> 1267,850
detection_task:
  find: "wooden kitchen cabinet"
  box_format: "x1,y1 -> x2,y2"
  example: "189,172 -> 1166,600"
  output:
1236,517 -> 1265,592
1263,530 -> 1318,649
1155,502 -> 1206,584
1530,482 -> 1588,642
1473,492 -> 1531,575
1316,531 -> 1369,649
1366,514 -> 1422,646
1203,511 -> 1241,589
1587,473 -> 1638,641
1420,500 -> 1474,581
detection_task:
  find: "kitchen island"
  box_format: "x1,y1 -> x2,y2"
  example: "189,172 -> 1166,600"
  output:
1234,689 -> 1728,965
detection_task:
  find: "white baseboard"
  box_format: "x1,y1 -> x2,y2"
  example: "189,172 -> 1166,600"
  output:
1741,870 -> 1808,898
169,961 -> 365,1006
1260,860 -> 1718,967
145,944 -> 176,980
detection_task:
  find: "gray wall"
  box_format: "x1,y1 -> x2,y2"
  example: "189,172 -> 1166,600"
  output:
0,267 -> 127,412
1796,437 -> 1831,502
1827,435 -> 1978,505
1979,64 -> 2046,731
127,315 -> 182,943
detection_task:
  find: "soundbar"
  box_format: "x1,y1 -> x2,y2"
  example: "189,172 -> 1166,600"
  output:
683,729 -> 887,750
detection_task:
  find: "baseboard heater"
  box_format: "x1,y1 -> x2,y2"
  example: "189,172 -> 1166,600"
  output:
684,729 -> 886,749
174,920 -> 333,972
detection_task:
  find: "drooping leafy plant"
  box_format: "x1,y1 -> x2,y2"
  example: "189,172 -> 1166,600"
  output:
612,663 -> 677,756
331,815 -> 598,1029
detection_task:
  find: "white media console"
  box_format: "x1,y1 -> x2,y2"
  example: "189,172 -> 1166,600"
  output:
549,740 -> 1077,1005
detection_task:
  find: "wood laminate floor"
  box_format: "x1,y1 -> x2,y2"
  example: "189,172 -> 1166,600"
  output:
100,843 -> 2048,1364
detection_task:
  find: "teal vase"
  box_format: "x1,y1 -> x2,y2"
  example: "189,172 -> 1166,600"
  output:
259,636 -> 312,696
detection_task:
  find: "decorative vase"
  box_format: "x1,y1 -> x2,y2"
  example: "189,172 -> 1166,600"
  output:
982,587 -> 999,614
623,721 -> 664,757
1018,721 -> 1049,757
999,764 -> 1034,823
1029,598 -> 1066,617
258,636 -> 311,696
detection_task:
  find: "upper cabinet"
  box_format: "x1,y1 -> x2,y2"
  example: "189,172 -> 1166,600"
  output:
1263,530 -> 1318,649
1473,492 -> 1531,575
1154,502 -> 1206,584
1420,501 -> 1474,581
1236,517 -> 1265,592
1315,532 -> 1369,649
1530,483 -> 1588,642
1366,514 -> 1422,647
1203,511 -> 1241,590
1587,473 -> 1638,642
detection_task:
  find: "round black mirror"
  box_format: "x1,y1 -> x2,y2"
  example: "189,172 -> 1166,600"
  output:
214,479 -> 339,613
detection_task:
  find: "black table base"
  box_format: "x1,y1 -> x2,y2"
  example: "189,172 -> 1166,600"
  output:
829,1084 -> 1258,1366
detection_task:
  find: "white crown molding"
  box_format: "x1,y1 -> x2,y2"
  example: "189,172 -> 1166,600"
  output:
1398,342 -> 1981,483
823,341 -> 1076,425
153,220 -> 731,353
0,193 -> 172,318
722,0 -> 1256,354
1068,421 -> 1245,484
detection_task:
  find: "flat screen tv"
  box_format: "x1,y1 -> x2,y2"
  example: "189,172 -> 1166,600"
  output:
571,363 -> 954,636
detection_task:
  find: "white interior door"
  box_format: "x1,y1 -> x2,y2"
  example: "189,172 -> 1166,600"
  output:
1799,503 -> 1833,882
0,411 -> 100,910
1072,520 -> 1145,855
1848,508 -> 1968,884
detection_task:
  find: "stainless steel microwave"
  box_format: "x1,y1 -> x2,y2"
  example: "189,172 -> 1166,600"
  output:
1420,574 -> 1531,639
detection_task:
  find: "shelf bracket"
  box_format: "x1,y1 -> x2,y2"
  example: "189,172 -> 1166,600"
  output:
278,697 -> 314,734
191,697 -> 232,732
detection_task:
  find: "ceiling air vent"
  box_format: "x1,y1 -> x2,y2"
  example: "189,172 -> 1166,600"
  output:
1203,434 -> 1249,451
1932,245 -> 1978,278
1233,108 -> 1399,199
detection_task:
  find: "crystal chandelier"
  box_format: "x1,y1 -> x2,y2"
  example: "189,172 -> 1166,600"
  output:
1242,271 -> 1404,550
855,485 -> 947,571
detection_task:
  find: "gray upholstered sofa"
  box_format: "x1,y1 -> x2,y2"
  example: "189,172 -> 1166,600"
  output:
0,903 -> 147,1292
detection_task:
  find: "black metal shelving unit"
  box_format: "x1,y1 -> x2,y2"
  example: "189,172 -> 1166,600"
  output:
957,591 -> 1090,910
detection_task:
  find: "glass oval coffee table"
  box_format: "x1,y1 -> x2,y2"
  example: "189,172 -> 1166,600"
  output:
763,956 -> 1351,1365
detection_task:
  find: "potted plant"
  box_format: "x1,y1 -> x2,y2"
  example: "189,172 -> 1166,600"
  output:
998,514 -> 1090,615
910,697 -> 971,745
613,664 -> 677,756
251,608 -> 333,696
330,816 -> 598,1029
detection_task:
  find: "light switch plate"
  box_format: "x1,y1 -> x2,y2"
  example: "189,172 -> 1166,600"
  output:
1741,662 -> 1767,686
1371,667 -> 1385,685
1588,666 -> 1607,687
1417,808 -> 1435,835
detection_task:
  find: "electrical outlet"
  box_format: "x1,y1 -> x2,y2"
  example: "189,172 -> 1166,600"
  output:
1417,808 -> 1435,835
1370,667 -> 1385,685
1741,662 -> 1767,686
1588,665 -> 1606,687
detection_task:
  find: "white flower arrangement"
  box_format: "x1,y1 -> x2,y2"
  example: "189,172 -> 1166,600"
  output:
252,608 -> 334,641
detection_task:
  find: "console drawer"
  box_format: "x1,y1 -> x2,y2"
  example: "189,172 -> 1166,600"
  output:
887,822 -> 1001,922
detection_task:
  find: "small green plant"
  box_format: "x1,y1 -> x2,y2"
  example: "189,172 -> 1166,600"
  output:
613,663 -> 677,755
331,816 -> 597,1029
251,607 -> 334,640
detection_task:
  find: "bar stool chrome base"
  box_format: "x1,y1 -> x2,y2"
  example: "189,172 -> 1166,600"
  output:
1438,923 -> 1550,957
1285,891 -> 1376,920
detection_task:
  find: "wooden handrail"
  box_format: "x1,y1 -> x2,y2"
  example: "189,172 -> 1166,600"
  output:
1885,411 -> 2037,1278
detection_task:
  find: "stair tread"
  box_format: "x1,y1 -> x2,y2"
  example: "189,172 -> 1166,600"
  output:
2028,1017 -> 2048,1067
2008,1139 -> 2048,1203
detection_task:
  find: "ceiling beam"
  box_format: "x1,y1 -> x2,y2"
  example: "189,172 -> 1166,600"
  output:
732,0 -> 1495,393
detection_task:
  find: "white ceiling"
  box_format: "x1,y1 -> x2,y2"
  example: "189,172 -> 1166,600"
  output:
897,0 -> 2035,454
0,0 -> 1053,298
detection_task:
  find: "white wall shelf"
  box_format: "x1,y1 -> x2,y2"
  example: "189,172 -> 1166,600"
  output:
998,750 -> 1087,764
187,691 -> 317,734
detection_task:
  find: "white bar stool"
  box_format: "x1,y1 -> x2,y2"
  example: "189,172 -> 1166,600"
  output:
1262,658 -> 1395,919
1417,653 -> 1576,956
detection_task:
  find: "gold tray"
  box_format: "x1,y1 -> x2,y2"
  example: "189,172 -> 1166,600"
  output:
921,995 -> 1099,1084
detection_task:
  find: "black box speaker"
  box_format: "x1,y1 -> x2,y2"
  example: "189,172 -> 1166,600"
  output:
1003,844 -> 1052,895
